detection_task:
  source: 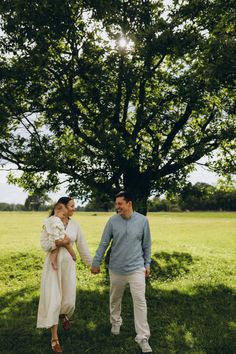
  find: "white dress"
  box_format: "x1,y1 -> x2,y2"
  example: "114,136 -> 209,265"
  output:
37,218 -> 92,328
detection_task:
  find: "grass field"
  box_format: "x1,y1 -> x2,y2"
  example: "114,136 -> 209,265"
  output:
0,211 -> 235,354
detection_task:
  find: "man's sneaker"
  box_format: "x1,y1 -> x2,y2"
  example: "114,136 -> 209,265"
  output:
138,339 -> 152,353
111,324 -> 120,335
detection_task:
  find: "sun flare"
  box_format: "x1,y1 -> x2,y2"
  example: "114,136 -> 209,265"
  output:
118,37 -> 128,49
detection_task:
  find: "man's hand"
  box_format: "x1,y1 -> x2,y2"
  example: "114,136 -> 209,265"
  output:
91,266 -> 100,274
145,266 -> 151,278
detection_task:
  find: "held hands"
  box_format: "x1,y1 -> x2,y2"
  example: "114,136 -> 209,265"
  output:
91,266 -> 150,276
91,266 -> 100,274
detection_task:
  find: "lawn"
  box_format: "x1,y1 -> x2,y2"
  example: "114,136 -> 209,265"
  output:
0,211 -> 235,354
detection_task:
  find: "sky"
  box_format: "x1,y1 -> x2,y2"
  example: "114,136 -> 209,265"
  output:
0,164 -> 219,204
0,170 -> 68,204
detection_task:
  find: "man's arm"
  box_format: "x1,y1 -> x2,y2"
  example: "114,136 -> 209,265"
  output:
142,218 -> 152,276
91,219 -> 112,274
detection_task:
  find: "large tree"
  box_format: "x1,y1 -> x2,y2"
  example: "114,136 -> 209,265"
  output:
0,0 -> 235,214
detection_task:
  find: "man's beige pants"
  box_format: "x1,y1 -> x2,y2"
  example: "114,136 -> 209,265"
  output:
109,268 -> 150,343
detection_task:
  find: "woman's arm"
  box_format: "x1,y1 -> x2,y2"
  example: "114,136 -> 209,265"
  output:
40,218 -> 69,252
76,224 -> 93,267
55,235 -> 70,247
40,227 -> 57,252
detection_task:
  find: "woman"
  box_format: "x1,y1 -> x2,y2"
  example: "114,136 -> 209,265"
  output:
37,197 -> 92,353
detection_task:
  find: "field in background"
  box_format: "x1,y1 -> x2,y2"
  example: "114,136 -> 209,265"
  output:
0,212 -> 235,353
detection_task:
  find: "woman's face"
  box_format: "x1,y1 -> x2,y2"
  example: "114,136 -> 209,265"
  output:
66,199 -> 76,217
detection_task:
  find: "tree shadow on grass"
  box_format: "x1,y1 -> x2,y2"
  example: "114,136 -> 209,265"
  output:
100,251 -> 195,286
0,284 -> 235,354
0,254 -> 235,354
150,251 -> 195,281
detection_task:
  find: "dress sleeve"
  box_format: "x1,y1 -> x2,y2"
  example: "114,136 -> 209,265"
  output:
49,217 -> 65,241
40,220 -> 57,252
75,223 -> 93,267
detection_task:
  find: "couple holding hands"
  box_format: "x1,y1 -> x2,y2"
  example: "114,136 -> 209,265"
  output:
37,191 -> 152,353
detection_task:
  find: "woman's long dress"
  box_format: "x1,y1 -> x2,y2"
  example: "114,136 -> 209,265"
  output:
37,219 -> 92,328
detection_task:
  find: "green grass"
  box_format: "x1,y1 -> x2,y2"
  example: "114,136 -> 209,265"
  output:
0,211 -> 235,354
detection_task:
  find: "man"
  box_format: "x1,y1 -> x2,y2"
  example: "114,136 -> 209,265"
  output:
91,191 -> 152,353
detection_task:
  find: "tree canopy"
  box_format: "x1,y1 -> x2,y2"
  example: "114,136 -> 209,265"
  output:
0,0 -> 235,214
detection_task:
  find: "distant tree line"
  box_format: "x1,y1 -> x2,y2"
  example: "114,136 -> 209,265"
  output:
0,181 -> 235,212
79,181 -> 236,212
0,193 -> 51,211
0,203 -> 25,211
148,182 -> 236,212
0,202 -> 50,212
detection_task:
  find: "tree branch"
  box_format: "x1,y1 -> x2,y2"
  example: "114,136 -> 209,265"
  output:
114,54 -> 124,126
160,103 -> 193,157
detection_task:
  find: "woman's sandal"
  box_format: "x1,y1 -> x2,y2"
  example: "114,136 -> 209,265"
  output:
51,338 -> 62,353
60,314 -> 71,330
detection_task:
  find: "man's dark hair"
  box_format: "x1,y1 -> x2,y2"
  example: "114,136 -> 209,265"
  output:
115,191 -> 133,203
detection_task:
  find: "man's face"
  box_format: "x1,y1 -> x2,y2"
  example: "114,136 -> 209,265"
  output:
115,196 -> 132,217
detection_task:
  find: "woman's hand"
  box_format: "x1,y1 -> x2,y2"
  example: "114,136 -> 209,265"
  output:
55,235 -> 70,248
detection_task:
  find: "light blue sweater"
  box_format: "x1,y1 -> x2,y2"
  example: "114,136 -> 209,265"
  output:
92,211 -> 152,274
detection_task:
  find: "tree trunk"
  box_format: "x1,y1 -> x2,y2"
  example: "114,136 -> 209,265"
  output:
132,194 -> 149,215
123,169 -> 150,215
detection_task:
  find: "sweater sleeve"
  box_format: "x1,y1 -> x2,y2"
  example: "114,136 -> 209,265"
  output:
75,223 -> 93,267
92,219 -> 113,267
142,218 -> 152,268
